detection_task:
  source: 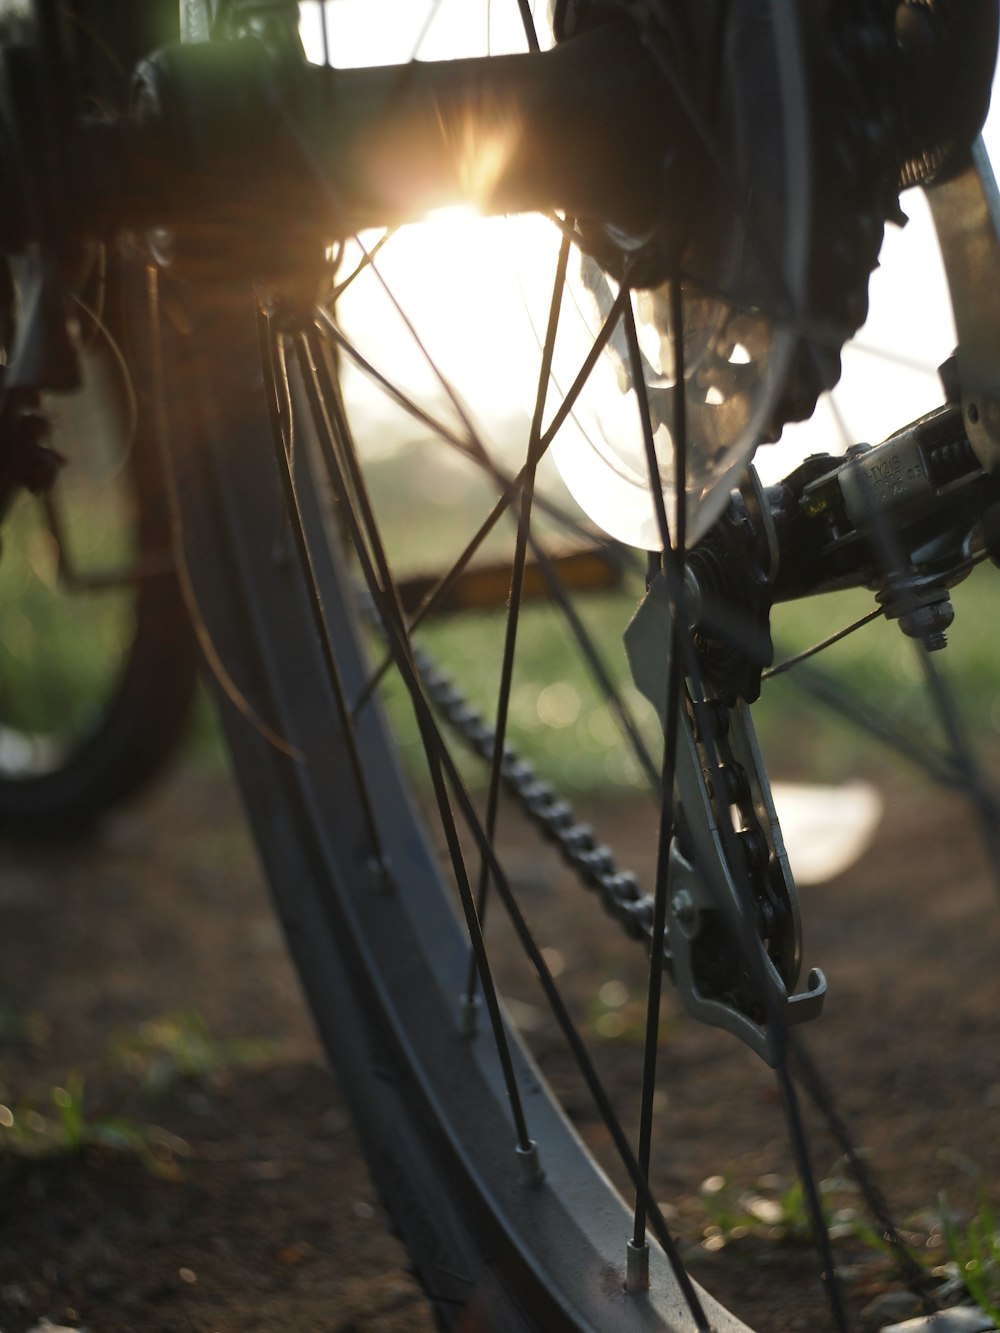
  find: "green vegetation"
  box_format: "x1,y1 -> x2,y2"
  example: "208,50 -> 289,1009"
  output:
0,348 -> 138,741
942,1192 -> 1000,1323
696,1170 -> 883,1251
0,1011 -> 276,1178
694,1170 -> 1000,1318
378,562 -> 1000,797
0,1070 -> 186,1178
112,1008 -> 278,1096
0,490 -> 135,738
360,439 -> 1000,797
9,418 -> 1000,798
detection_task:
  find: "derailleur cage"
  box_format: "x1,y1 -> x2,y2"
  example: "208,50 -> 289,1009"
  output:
625,570 -> 825,1067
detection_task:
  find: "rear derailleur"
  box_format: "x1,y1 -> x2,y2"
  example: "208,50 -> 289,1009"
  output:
626,390 -> 1000,1064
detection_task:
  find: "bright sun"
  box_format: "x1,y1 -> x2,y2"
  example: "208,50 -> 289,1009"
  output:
299,0 -> 1000,541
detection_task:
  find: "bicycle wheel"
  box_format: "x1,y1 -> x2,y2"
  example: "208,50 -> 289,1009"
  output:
125,0 -> 997,1329
0,259 -> 198,835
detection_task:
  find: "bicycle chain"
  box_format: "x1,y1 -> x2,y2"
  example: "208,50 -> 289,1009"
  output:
356,588 -> 659,941
367,599 -> 928,1288
409,641 -> 661,947
404,618 -> 792,995
681,687 -> 801,1013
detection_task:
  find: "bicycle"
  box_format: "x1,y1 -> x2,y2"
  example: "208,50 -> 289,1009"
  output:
1,1 -> 999,1329
0,251 -> 198,830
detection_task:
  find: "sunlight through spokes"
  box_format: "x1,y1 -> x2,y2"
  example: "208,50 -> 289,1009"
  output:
308,2 -> 1000,549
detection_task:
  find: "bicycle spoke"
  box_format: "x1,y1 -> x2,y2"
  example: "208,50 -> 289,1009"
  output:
313,304 -> 473,452
537,283 -> 631,451
292,320 -> 541,1163
790,1033 -> 939,1316
523,529 -> 661,791
345,283 -> 631,711
464,231 -> 572,1009
331,229 -> 395,300
783,659 -> 973,790
469,231 -> 576,1002
623,294 -> 849,1333
629,274 -> 686,1274
318,0 -> 331,67
515,0 -> 540,53
916,639 -> 1000,887
410,0 -> 446,58
257,312 -> 391,879
641,24 -> 800,324
313,296 -> 614,542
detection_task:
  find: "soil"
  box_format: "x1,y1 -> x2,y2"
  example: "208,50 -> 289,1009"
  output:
0,752 -> 998,1333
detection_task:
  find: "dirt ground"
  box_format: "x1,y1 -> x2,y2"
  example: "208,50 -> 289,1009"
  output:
0,750 -> 998,1333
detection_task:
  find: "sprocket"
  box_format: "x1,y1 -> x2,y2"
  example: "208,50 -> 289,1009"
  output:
895,0 -> 1000,188
553,0 -> 995,451
768,0 -> 902,434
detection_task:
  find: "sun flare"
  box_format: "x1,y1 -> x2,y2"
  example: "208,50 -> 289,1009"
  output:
301,0 -> 1000,545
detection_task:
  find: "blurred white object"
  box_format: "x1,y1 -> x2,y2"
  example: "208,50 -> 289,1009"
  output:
772,781 -> 884,886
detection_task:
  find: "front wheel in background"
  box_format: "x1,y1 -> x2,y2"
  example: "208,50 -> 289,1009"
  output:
0,281 -> 198,835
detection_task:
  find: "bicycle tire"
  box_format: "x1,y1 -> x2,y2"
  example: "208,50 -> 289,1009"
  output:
134,252 -> 772,1331
0,266 -> 198,837
122,0 -> 838,1325
116,0 -> 1000,1328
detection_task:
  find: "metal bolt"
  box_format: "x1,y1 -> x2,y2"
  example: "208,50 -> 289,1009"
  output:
898,597 -> 954,650
670,889 -> 695,926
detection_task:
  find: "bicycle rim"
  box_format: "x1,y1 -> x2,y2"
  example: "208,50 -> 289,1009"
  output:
144,2 -> 1000,1329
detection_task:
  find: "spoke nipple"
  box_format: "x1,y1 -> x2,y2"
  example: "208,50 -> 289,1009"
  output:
457,992 -> 480,1038
626,1240 -> 650,1293
369,857 -> 394,894
516,1140 -> 544,1186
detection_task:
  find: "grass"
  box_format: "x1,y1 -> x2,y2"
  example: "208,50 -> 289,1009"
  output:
696,1169 -> 892,1253
693,1171 -> 1000,1317
375,559 -> 1000,798
9,419 -> 1000,798
0,490 -> 136,737
942,1192 -> 1000,1322
0,350 -> 139,739
0,1070 -> 187,1179
357,439 -> 1000,796
0,1011 -> 278,1181
112,1008 -> 278,1097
